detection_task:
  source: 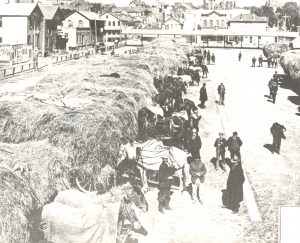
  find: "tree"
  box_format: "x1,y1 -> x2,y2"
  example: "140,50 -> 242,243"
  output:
251,6 -> 263,17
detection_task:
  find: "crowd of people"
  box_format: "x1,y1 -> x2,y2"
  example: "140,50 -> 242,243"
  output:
251,54 -> 279,68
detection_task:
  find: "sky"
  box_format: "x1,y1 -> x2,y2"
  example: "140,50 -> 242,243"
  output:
95,0 -> 300,7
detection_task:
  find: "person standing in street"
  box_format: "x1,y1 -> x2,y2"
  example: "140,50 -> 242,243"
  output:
214,132 -> 227,170
252,56 -> 257,67
227,132 -> 243,159
201,64 -> 209,78
188,129 -> 202,159
189,157 -> 207,204
258,55 -> 263,67
218,83 -> 226,105
270,122 -> 286,154
238,51 -> 242,61
222,155 -> 245,214
199,83 -> 208,108
158,157 -> 177,214
211,53 -> 216,64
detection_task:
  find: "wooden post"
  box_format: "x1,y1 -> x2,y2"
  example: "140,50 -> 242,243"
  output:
12,67 -> 15,76
21,65 -> 24,73
4,69 -> 6,78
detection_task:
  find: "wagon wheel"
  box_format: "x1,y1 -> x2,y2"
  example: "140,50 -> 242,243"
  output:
76,175 -> 98,195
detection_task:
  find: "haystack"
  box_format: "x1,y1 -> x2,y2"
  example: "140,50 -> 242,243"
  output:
280,50 -> 300,81
263,43 -> 290,58
0,140 -> 70,243
0,37 -> 191,242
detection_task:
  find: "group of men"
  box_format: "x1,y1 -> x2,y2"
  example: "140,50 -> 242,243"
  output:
252,55 -> 279,68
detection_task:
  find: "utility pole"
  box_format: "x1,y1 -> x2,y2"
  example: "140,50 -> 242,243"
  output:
95,18 -> 97,45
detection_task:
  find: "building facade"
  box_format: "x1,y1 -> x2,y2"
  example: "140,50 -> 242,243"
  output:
163,17 -> 182,30
99,12 -> 129,43
62,11 -> 104,50
0,3 -> 43,48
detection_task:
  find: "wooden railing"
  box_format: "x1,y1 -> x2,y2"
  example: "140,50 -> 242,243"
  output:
0,62 -> 36,80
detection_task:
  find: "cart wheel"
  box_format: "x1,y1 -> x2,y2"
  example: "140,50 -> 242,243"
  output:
76,176 -> 98,195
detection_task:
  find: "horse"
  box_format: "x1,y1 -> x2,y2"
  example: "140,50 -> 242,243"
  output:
42,181 -> 148,243
117,139 -> 188,193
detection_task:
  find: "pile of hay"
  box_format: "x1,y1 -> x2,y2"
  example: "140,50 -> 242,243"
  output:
0,37 -> 191,242
280,50 -> 300,81
0,140 -> 71,243
263,43 -> 290,58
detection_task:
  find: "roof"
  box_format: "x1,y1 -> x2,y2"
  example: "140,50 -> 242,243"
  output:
39,5 -> 59,20
60,8 -> 74,19
201,11 -> 226,17
79,11 -> 101,20
229,14 -> 268,23
101,12 -> 130,22
164,17 -> 183,25
0,3 -> 40,17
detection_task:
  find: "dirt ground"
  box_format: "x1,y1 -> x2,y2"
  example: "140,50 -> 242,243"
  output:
1,47 -> 299,243
138,48 -> 300,243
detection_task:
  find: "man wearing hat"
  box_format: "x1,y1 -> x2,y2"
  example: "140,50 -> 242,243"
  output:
188,129 -> 202,159
223,155 -> 245,214
189,157 -> 207,204
227,132 -> 243,159
214,132 -> 227,170
158,157 -> 177,214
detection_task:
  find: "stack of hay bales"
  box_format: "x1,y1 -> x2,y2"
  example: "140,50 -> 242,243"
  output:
280,50 -> 300,82
0,38 -> 190,242
263,43 -> 290,58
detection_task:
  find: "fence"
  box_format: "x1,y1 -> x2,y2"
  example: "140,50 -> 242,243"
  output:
0,49 -> 95,80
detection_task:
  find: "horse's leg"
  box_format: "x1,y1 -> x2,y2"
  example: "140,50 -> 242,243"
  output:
139,167 -> 149,192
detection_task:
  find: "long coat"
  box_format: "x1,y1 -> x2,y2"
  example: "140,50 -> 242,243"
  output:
199,87 -> 208,102
225,162 -> 245,210
188,135 -> 202,159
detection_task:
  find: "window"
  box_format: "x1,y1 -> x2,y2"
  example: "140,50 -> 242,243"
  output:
203,20 -> 207,27
106,15 -> 108,18
0,17 -> 2,28
197,24 -> 201,30
113,21 -> 115,26
216,20 -> 219,27
27,35 -> 31,44
78,20 -> 83,27
221,20 -> 225,27
108,21 -> 111,26
0,37 -> 2,43
250,36 -> 252,43
165,25 -> 169,30
210,20 -> 213,27
68,20 -> 73,27
118,21 -> 120,26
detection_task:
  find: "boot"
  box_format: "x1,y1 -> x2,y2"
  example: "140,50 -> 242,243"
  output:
158,202 -> 164,214
163,198 -> 172,210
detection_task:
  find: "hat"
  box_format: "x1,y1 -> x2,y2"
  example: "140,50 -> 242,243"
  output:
162,157 -> 168,161
233,131 -> 238,136
219,132 -> 224,135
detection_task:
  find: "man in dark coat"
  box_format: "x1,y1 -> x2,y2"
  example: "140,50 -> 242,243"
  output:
258,55 -> 263,67
252,56 -> 257,67
270,122 -> 286,154
214,132 -> 227,170
199,83 -> 208,108
238,51 -> 242,61
158,157 -> 177,213
223,155 -> 245,214
201,64 -> 208,78
218,83 -> 226,105
188,129 -> 202,159
227,132 -> 243,159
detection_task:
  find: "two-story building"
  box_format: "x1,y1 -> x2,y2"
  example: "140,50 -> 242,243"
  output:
62,10 -> 104,50
99,12 -> 130,43
39,5 -> 66,55
0,3 -> 43,48
163,17 -> 183,30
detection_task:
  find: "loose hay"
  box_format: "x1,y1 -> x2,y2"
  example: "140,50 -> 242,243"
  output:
280,50 -> 300,82
0,37 -> 191,242
263,43 -> 290,58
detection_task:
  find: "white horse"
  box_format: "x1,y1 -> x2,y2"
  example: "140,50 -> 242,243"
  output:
117,139 -> 188,192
